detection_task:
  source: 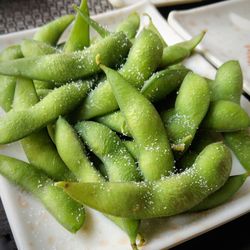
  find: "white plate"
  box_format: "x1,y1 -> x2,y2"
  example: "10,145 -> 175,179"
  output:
0,1 -> 249,250
168,0 -> 250,95
109,0 -> 203,8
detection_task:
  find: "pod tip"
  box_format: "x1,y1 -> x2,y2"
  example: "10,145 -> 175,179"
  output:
95,54 -> 101,65
55,181 -> 70,189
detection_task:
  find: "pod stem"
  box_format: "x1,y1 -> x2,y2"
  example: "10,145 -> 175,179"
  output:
131,243 -> 138,250
73,4 -> 110,38
136,233 -> 146,247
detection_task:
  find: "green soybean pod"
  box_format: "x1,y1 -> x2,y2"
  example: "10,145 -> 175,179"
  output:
95,111 -> 131,137
13,77 -> 38,109
210,60 -> 243,103
0,81 -> 90,144
33,15 -> 75,46
64,0 -> 90,52
208,60 -> 250,170
13,77 -> 74,181
54,117 -> 101,182
146,14 -> 167,48
33,80 -> 54,90
54,117 -> 140,248
75,121 -> 141,182
141,65 -> 190,103
90,12 -> 139,45
57,142 -> 232,219
0,45 -> 23,62
21,39 -> 58,57
74,5 -> 109,38
21,39 -> 59,89
123,140 -> 139,160
31,25 -> 65,91
0,45 -> 23,112
95,66 -> 189,136
162,72 -> 210,152
0,155 -> 84,233
190,173 -> 248,212
202,100 -> 250,131
160,31 -> 205,67
75,28 -> 163,120
36,89 -> 52,99
21,129 -> 75,181
0,32 -> 131,83
100,65 -> 173,180
176,132 -> 248,212
174,73 -> 210,126
0,75 -> 16,112
116,12 -> 140,40
224,129 -> 250,171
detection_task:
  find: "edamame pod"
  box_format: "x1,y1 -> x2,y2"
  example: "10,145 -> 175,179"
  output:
208,60 -> 250,170
90,12 -> 139,45
210,60 -> 243,103
64,0 -> 90,52
96,66 -> 189,136
75,28 -> 163,120
205,60 -> 250,171
146,14 -> 167,48
55,117 -> 101,182
34,80 -> 54,89
57,142 -> 232,219
224,129 -> 250,171
21,130 -> 74,180
0,32 -> 131,83
13,77 -> 74,181
116,12 -> 140,40
75,121 -> 141,182
162,72 -> 210,152
0,44 -> 22,62
33,15 -> 75,46
161,31 -> 205,67
0,45 -> 23,111
101,65 -> 173,180
123,140 -> 139,160
202,100 -> 250,131
21,39 -> 58,57
141,65 -> 190,102
13,77 -> 38,109
21,39 -> 59,90
74,5 -> 109,38
190,173 -> 248,212
95,111 -> 131,136
0,155 -> 85,233
0,75 -> 16,112
29,21 -> 71,88
54,117 -> 140,248
0,81 -> 90,144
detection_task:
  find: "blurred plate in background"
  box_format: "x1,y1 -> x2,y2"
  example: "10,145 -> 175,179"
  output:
109,0 -> 203,8
168,0 -> 250,95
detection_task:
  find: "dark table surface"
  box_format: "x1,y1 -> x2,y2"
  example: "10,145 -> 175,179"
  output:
0,0 -> 249,249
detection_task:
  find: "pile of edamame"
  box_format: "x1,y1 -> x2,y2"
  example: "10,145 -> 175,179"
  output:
0,1 -> 249,249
